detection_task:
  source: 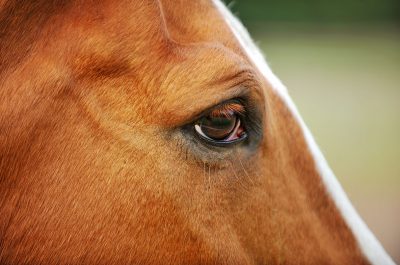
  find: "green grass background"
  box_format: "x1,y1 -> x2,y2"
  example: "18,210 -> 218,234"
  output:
257,26 -> 400,263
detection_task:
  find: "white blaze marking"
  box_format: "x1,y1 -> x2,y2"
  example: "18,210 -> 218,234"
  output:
213,1 -> 395,264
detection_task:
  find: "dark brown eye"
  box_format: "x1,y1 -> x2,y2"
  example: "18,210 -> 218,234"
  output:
194,102 -> 247,144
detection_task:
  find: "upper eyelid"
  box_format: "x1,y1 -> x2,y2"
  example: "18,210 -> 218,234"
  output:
209,102 -> 245,117
182,97 -> 248,127
171,68 -> 264,128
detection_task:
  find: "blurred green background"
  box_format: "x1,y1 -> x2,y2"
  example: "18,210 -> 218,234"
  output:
223,0 -> 400,262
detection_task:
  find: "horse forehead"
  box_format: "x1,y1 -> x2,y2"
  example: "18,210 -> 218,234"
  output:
0,1 -> 249,82
46,0 -> 246,80
0,0 -> 246,74
76,0 -> 245,58
160,1 -> 244,50
101,0 -> 244,48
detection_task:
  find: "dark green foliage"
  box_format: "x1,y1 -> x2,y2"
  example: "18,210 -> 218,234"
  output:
222,0 -> 400,24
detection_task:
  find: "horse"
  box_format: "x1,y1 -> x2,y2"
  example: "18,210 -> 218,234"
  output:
0,0 -> 395,264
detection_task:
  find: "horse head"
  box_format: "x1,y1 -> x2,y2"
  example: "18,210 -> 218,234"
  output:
0,0 -> 394,264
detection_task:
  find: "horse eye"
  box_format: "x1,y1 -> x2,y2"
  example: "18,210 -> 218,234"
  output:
194,102 -> 247,145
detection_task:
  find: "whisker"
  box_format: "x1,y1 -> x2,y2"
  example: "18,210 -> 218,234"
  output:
228,160 -> 249,192
237,157 -> 255,186
208,164 -> 217,207
208,164 -> 212,193
203,161 -> 208,190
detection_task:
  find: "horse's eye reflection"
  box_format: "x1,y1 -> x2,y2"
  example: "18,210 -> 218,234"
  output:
194,102 -> 248,145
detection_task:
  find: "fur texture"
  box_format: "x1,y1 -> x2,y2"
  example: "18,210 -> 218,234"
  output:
0,0 -> 389,264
